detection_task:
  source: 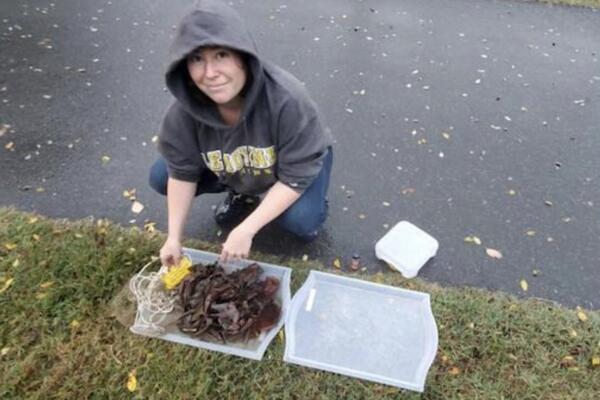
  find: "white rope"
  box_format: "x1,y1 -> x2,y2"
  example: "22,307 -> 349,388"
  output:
129,259 -> 178,337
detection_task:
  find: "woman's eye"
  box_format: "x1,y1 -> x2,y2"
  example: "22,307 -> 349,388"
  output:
216,51 -> 229,59
190,54 -> 203,63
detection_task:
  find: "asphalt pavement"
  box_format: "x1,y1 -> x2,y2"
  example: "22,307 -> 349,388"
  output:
1,0 -> 599,308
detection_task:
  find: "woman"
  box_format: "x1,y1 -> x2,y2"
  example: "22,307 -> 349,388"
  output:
150,0 -> 333,266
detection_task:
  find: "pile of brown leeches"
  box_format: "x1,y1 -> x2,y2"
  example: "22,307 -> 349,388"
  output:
176,262 -> 281,343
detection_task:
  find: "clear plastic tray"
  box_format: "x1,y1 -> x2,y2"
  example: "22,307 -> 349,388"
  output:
135,248 -> 291,361
283,271 -> 438,392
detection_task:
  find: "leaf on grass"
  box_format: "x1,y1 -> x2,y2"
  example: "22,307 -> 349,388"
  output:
0,278 -> 14,294
4,243 -> 17,251
1,347 -> 9,356
12,258 -> 20,268
333,258 -> 341,269
70,320 -> 80,329
592,356 -> 600,368
39,281 -> 54,289
520,280 -> 528,292
127,371 -> 137,392
28,216 -> 39,224
569,329 -> 578,338
143,221 -> 156,233
302,254 -> 308,262
131,201 -> 144,214
448,367 -> 461,375
577,308 -> 588,322
486,248 -> 503,259
32,234 -> 40,241
559,355 -> 577,369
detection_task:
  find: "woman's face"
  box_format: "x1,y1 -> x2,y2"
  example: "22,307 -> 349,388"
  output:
187,47 -> 247,107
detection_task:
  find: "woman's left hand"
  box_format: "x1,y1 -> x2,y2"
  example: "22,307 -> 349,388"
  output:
219,225 -> 255,263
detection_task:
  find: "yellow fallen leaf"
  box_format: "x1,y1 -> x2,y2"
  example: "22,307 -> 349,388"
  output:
36,292 -> 48,300
592,356 -> 600,368
101,155 -> 111,164
0,278 -> 14,294
1,347 -> 9,356
123,188 -> 136,200
473,236 -> 482,245
448,367 -> 461,375
358,213 -> 366,219
151,135 -> 159,143
12,258 -> 20,268
35,187 -> 45,192
302,254 -> 308,262
486,248 -> 503,259
39,281 -> 54,289
4,243 -> 17,251
131,201 -> 144,214
520,279 -> 528,292
278,330 -> 285,342
508,189 -> 517,196
526,230 -> 536,236
70,320 -> 80,329
126,371 -> 137,392
5,141 -> 14,150
333,258 -> 341,269
569,329 -> 578,338
577,309 -> 588,322
32,234 -> 40,241
442,132 -> 450,140
28,216 -> 39,224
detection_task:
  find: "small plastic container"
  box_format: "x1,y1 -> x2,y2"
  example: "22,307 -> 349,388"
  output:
375,221 -> 439,278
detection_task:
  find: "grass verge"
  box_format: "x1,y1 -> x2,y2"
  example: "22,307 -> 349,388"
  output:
1,207 -> 599,399
534,0 -> 599,8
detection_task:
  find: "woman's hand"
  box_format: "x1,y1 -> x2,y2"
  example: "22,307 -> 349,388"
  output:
160,237 -> 183,267
219,226 -> 255,264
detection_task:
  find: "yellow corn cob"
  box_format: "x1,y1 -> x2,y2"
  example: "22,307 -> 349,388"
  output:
161,256 -> 192,290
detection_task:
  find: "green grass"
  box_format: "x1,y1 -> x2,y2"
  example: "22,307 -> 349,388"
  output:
1,207 -> 599,399
533,0 -> 600,8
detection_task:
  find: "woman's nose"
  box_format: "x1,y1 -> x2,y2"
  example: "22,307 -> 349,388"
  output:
203,60 -> 219,79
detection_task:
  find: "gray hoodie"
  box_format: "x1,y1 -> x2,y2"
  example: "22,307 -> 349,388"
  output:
158,0 -> 332,196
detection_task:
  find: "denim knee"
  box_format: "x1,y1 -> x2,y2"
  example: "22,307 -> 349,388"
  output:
149,159 -> 168,195
278,204 -> 325,241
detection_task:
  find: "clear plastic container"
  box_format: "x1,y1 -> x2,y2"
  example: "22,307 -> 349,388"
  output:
284,271 -> 438,392
137,248 -> 292,361
375,221 -> 439,278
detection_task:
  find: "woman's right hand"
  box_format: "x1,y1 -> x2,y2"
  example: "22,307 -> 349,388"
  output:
160,237 -> 182,267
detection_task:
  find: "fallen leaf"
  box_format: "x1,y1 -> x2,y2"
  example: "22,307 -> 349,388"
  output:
520,279 -> 528,292
151,135 -> 159,143
442,132 -> 450,140
101,155 -> 111,164
448,367 -> 461,375
12,258 -> 19,268
4,243 -> 17,251
0,278 -> 14,294
131,201 -> 144,214
36,292 -> 48,300
302,254 -> 308,262
143,221 -> 156,233
508,189 -> 517,196
122,188 -> 136,200
70,320 -> 80,329
526,230 -> 536,236
32,234 -> 40,241
39,281 -> 54,289
592,356 -> 600,368
569,329 -> 578,338
559,355 -> 577,369
577,309 -> 588,322
0,124 -> 9,137
5,141 -> 15,150
1,347 -> 9,356
486,248 -> 503,259
28,216 -> 39,224
333,258 -> 341,269
464,235 -> 482,245
126,371 -> 137,392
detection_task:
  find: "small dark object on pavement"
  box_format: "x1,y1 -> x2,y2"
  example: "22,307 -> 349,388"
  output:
350,253 -> 361,271
177,262 -> 281,343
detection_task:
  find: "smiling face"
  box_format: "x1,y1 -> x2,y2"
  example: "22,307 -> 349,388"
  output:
186,46 -> 247,108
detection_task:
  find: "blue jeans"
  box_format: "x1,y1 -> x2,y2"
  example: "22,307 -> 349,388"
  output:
149,148 -> 333,241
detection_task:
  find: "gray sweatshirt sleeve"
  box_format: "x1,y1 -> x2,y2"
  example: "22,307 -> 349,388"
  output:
157,102 -> 205,183
276,97 -> 330,192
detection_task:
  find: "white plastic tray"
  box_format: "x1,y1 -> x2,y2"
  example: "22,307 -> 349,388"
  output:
283,271 -> 438,392
135,248 -> 291,361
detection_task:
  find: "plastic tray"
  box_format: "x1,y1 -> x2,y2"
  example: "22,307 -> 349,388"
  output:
136,248 -> 291,361
283,271 -> 438,392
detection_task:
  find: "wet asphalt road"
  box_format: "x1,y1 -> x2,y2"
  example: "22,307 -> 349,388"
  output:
1,0 -> 599,308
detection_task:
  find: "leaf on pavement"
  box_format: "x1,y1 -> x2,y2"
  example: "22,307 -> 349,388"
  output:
520,280 -> 528,292
486,248 -> 503,259
131,201 -> 144,214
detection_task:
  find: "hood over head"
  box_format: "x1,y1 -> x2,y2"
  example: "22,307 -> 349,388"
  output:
166,0 -> 264,128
